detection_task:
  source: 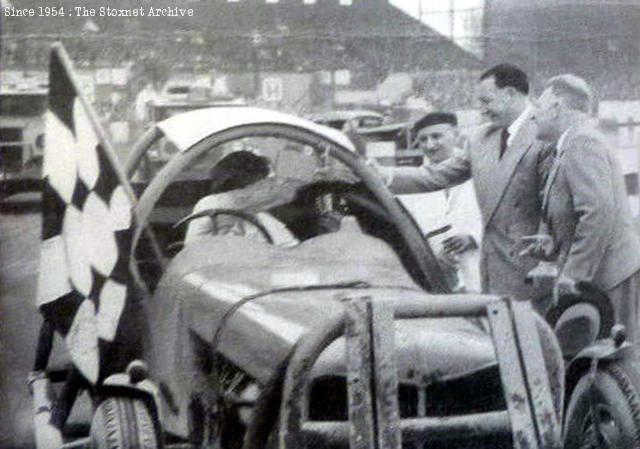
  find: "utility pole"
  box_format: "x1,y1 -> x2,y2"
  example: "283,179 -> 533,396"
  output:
449,0 -> 455,41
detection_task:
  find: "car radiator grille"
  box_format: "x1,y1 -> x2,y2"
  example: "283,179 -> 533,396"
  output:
308,367 -> 510,449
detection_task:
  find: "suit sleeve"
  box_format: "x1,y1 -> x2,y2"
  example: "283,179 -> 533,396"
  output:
388,150 -> 472,194
561,136 -> 616,282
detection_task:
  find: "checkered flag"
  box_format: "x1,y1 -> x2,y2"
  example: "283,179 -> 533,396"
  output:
37,44 -> 137,384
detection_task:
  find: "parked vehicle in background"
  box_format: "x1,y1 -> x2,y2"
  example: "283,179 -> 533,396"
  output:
133,93 -> 246,183
308,109 -> 384,131
355,122 -> 422,166
146,95 -> 245,124
0,85 -> 47,198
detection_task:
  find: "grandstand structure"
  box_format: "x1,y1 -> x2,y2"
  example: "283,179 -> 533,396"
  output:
2,0 -> 480,91
481,0 -> 640,212
482,0 -> 640,101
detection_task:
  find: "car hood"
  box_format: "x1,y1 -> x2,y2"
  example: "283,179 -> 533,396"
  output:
150,232 -> 497,384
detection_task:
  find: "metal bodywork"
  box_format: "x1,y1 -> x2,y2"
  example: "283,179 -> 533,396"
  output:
121,107 -> 566,448
28,106 -> 567,449
145,235 -> 564,447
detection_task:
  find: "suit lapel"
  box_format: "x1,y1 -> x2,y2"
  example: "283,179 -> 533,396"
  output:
542,153 -> 562,212
472,127 -> 500,224
483,120 -> 536,226
541,126 -> 577,211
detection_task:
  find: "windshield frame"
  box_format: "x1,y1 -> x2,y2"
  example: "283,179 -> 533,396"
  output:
128,121 -> 449,293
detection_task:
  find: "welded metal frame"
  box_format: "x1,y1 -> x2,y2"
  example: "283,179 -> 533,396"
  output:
278,294 -> 562,449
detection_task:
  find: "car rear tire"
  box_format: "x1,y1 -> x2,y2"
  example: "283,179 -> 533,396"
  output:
90,397 -> 158,449
564,360 -> 640,449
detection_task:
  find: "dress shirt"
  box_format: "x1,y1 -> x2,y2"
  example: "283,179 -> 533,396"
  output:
507,104 -> 533,147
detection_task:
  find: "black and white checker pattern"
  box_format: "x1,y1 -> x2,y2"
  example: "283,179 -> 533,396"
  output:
37,47 -> 134,384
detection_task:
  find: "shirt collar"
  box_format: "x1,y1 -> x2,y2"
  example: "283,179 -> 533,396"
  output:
507,103 -> 532,146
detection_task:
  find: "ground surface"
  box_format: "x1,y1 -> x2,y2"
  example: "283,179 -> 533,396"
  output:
0,194 -> 43,448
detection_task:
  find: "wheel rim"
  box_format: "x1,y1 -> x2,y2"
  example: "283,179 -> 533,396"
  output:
580,405 -> 624,449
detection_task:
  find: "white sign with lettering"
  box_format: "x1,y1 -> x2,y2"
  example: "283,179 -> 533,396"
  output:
262,77 -> 283,102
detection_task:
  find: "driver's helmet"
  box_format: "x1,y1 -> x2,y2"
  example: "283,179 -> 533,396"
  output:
209,150 -> 271,194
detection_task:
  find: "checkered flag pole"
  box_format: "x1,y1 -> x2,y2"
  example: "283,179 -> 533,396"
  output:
37,43 -> 140,384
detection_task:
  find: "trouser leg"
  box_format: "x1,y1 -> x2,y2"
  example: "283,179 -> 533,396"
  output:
607,270 -> 640,343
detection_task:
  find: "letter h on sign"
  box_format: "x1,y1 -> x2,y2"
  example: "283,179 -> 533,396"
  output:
262,77 -> 283,102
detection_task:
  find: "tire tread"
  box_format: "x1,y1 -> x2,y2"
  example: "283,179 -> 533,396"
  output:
564,360 -> 640,449
90,397 -> 158,449
604,362 -> 640,444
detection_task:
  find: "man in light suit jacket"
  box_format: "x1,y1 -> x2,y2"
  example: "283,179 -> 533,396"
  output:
522,74 -> 640,340
383,64 -> 554,301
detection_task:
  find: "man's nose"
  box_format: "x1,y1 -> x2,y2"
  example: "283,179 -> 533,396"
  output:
425,141 -> 439,151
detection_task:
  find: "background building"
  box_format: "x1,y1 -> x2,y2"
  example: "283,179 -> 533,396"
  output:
482,0 -> 640,99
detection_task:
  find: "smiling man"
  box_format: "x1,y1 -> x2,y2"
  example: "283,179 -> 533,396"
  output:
378,64 -> 555,301
408,112 -> 483,292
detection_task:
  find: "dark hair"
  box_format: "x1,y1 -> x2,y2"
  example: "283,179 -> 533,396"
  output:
480,64 -> 529,95
411,112 -> 457,141
209,151 -> 271,193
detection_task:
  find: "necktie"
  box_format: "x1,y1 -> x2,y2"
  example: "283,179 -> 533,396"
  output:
499,128 -> 510,159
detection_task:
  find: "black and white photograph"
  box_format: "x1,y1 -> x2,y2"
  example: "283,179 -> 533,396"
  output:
1,1 -> 640,448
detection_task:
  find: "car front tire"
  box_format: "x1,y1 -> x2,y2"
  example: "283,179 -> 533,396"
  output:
90,397 -> 158,449
564,360 -> 640,449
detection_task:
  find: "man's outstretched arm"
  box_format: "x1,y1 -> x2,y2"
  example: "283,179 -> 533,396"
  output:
388,150 -> 472,194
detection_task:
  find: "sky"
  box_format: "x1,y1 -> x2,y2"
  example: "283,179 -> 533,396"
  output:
390,0 -> 485,54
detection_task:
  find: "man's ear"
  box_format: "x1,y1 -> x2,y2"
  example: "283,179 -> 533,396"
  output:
504,86 -> 518,98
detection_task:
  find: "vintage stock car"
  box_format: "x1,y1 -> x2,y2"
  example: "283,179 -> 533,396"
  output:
32,106 -> 640,449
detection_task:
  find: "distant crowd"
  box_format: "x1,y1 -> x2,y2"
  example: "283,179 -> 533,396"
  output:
3,37 -> 639,112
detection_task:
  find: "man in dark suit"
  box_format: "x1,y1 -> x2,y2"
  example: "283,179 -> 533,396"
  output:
381,64 -> 554,301
522,74 -> 640,340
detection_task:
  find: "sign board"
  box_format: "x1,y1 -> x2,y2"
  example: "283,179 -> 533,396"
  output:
75,72 -> 96,105
262,77 -> 283,102
110,68 -> 128,86
365,141 -> 396,158
95,68 -> 112,86
335,69 -> 351,86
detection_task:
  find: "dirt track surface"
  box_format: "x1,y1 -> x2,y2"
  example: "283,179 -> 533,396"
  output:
0,196 -> 43,448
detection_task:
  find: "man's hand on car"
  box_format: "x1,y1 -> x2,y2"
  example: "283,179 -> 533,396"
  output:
518,234 -> 556,261
442,234 -> 477,256
313,164 -> 360,184
365,158 -> 394,186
